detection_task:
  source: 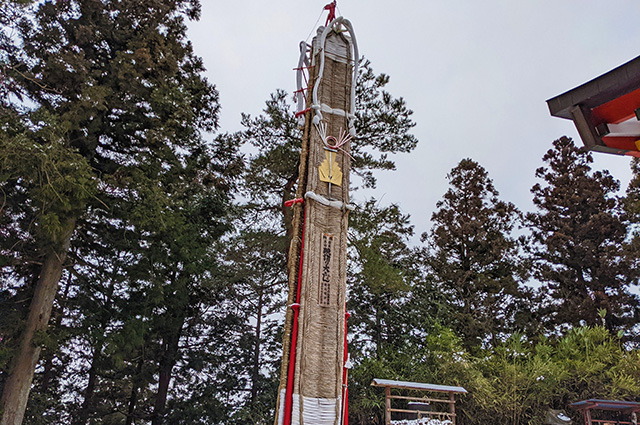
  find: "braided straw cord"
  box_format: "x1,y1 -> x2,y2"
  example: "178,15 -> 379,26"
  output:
276,25 -> 354,425
293,29 -> 353,423
273,66 -> 316,425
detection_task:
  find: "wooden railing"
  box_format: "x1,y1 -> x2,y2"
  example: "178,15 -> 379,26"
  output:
372,379 -> 467,425
383,387 -> 457,425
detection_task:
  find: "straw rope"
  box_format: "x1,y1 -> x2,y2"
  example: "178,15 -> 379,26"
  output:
274,67 -> 316,425
292,27 -> 353,424
276,20 -> 355,425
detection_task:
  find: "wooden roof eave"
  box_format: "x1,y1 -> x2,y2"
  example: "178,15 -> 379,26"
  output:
547,56 -> 640,120
571,399 -> 640,414
371,378 -> 467,394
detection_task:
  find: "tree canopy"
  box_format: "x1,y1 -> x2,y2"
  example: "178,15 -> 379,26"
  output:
2,3 -> 640,425
528,137 -> 639,335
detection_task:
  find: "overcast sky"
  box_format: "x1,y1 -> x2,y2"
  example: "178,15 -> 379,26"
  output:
188,1 -> 640,238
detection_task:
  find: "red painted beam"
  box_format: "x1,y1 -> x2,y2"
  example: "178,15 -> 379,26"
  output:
592,87 -> 640,124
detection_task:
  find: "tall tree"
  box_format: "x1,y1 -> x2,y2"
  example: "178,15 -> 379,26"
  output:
222,229 -> 287,424
424,158 -> 528,353
0,113 -> 95,425
528,137 -> 639,334
622,158 -> 640,315
239,60 -> 419,234
347,199 -> 416,359
0,0 -> 225,423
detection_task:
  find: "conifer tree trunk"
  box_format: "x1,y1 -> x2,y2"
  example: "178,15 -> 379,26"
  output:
74,340 -> 103,425
251,289 -> 264,407
40,273 -> 72,395
74,277 -> 117,425
124,388 -> 138,425
151,317 -> 184,425
125,358 -> 144,425
0,217 -> 76,425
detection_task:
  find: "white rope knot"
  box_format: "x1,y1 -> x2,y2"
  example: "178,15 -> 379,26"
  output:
305,191 -> 355,211
314,122 -> 354,159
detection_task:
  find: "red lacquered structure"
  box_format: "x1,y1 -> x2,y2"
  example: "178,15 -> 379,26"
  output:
547,56 -> 640,157
571,399 -> 640,425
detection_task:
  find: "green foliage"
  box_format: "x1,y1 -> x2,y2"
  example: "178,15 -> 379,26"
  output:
220,229 -> 287,425
240,89 -> 302,222
349,354 -> 401,425
351,148 -> 640,425
348,199 -> 416,359
1,0 -> 243,423
465,327 -> 640,425
528,137 -> 639,334
423,158 -> 530,353
622,158 -> 640,322
348,324 -> 477,425
353,60 -> 418,188
0,112 -> 95,248
351,326 -> 640,425
467,333 -> 559,425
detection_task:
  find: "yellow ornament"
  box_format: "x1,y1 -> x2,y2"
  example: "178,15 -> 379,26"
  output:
318,151 -> 342,186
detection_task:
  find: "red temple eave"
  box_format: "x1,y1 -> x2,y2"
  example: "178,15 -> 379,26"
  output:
592,86 -> 640,125
547,55 -> 640,156
601,136 -> 637,151
547,55 -> 640,120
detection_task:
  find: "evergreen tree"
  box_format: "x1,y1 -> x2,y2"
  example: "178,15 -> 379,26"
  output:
347,199 -> 416,359
423,158 -> 528,353
344,199 -> 422,425
622,158 -> 640,309
0,1 -> 232,423
352,60 -> 419,188
0,112 -> 95,424
239,60 -> 418,233
222,230 -> 287,424
528,137 -> 639,334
